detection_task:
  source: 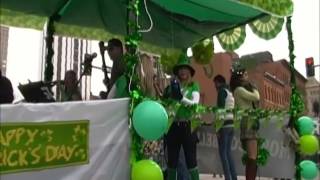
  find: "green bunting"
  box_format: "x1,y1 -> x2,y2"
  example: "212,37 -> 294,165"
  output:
239,0 -> 293,17
217,26 -> 246,51
249,15 -> 284,40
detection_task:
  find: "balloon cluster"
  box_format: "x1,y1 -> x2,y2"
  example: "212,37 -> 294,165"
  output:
131,100 -> 169,180
296,116 -> 319,180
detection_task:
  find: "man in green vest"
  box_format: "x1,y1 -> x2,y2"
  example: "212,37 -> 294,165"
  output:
164,53 -> 200,180
106,39 -> 129,99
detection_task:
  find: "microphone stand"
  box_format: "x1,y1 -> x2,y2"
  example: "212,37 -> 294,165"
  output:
99,41 -> 111,98
77,53 -> 96,85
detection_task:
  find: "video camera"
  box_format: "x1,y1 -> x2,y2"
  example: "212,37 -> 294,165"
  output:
82,53 -> 97,75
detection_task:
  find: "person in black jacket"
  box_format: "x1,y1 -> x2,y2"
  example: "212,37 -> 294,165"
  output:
0,70 -> 14,104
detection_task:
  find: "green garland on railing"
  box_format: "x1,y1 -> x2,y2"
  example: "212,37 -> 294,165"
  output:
286,16 -> 305,122
161,99 -> 288,131
157,99 -> 287,166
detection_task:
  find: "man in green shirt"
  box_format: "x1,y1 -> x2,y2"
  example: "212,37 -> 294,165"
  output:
105,38 -> 129,99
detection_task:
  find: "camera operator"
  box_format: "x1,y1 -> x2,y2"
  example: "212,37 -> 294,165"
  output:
58,70 -> 82,102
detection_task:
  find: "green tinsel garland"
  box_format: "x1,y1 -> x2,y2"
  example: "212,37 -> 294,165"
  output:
126,0 -> 144,164
286,16 -> 305,180
162,100 -> 288,132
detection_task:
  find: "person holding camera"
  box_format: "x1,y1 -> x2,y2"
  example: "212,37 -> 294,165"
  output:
59,70 -> 82,102
163,53 -> 200,180
230,67 -> 260,180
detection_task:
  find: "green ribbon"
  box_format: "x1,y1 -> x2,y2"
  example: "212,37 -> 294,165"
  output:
286,16 -> 304,180
242,138 -> 270,166
126,0 -> 144,165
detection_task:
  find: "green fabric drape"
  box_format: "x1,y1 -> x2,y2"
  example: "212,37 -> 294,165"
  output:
0,0 -> 293,52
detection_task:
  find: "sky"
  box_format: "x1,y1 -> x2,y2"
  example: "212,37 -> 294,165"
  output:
214,0 -> 320,81
4,0 -> 320,100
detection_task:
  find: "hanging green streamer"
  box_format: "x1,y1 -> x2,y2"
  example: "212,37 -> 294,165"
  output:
286,16 -> 304,122
126,0 -> 145,165
44,0 -> 72,82
44,17 -> 55,82
286,16 -> 304,180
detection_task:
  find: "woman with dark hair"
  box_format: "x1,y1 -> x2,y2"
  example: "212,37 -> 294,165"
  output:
213,74 -> 237,180
230,68 -> 260,180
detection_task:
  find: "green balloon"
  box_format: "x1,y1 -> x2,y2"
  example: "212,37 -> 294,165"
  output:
299,160 -> 318,180
133,100 -> 168,140
299,135 -> 319,155
297,116 -> 315,135
132,160 -> 164,180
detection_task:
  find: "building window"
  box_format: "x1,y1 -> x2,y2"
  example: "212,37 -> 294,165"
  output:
272,88 -> 275,102
268,87 -> 271,101
265,86 -> 268,100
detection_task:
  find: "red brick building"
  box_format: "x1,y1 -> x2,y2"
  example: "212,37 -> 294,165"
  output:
236,52 -> 307,110
192,51 -> 307,112
251,60 -> 306,110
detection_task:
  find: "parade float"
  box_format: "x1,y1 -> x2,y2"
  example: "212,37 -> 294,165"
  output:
0,0 -> 319,179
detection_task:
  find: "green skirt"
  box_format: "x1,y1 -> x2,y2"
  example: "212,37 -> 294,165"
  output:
240,117 -> 258,140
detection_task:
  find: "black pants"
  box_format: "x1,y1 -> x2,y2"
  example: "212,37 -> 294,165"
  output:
166,121 -> 198,169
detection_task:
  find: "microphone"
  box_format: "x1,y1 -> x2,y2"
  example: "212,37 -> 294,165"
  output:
84,52 -> 97,60
99,41 -> 107,52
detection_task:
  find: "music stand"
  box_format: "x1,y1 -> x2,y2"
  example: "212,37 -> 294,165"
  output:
18,81 -> 56,103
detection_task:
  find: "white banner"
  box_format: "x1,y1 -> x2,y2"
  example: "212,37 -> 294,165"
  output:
1,99 -> 296,179
0,99 -> 130,180
197,118 -> 295,179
